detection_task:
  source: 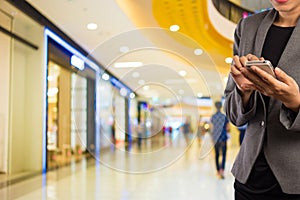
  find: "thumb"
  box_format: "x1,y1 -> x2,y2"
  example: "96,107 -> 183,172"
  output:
275,67 -> 289,83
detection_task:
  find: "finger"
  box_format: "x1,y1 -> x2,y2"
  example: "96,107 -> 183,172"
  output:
240,66 -> 258,81
250,66 -> 277,84
240,67 -> 269,89
274,68 -> 291,84
246,54 -> 259,61
230,64 -> 241,75
240,56 -> 249,67
232,55 -> 243,70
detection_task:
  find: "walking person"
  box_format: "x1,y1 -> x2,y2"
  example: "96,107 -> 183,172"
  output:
182,116 -> 192,144
210,101 -> 229,179
224,0 -> 300,198
137,121 -> 145,149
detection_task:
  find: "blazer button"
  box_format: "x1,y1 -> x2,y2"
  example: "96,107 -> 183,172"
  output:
260,121 -> 265,126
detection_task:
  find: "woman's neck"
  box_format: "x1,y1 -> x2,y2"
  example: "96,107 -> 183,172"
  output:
274,10 -> 300,27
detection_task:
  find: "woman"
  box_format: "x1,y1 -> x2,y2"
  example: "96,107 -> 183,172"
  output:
224,0 -> 300,199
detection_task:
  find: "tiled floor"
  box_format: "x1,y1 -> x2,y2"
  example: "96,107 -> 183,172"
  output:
0,133 -> 239,200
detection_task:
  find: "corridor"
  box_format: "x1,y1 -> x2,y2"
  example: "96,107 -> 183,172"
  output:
0,133 -> 238,200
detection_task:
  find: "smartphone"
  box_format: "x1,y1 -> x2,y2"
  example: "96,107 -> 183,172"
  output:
245,60 -> 276,78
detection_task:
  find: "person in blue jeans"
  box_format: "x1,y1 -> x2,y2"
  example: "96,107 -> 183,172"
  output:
210,101 -> 229,179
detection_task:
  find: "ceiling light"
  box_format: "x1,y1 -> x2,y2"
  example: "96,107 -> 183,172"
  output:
225,57 -> 233,64
194,49 -> 203,55
87,23 -> 98,30
102,73 -> 110,81
170,24 -> 180,32
120,46 -> 129,53
114,62 -> 143,68
178,89 -> 185,95
178,70 -> 187,77
143,85 -> 150,91
197,93 -> 203,98
129,92 -> 135,99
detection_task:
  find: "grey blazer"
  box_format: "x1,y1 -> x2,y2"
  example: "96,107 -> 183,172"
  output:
224,9 -> 300,194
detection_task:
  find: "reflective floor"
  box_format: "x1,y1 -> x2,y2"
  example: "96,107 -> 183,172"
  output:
0,133 -> 238,200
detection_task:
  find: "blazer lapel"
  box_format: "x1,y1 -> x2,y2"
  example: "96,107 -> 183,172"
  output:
277,19 -> 300,74
253,9 -> 277,56
269,17 -> 300,110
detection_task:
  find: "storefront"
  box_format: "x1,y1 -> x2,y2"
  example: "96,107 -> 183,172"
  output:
0,1 -> 137,174
45,32 -> 97,170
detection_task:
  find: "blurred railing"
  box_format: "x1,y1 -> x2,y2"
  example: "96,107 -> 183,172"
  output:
212,0 -> 253,23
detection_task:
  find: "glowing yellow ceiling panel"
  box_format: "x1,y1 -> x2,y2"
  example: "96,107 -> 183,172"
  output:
152,0 -> 233,64
117,0 -> 233,74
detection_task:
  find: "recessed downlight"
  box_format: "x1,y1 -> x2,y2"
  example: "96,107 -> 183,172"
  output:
120,46 -> 129,53
197,93 -> 203,98
178,70 -> 187,77
129,92 -> 136,99
194,49 -> 203,55
170,24 -> 180,32
87,23 -> 98,30
143,85 -> 150,91
102,73 -> 110,81
225,57 -> 233,64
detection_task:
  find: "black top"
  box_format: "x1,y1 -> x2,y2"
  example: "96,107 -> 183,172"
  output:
262,24 -> 295,67
242,25 -> 295,194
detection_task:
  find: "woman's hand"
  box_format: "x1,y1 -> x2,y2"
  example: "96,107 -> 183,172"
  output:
230,54 -> 261,107
241,63 -> 300,112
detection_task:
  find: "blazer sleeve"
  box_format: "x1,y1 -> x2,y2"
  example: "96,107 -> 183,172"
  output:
223,18 -> 257,127
280,105 -> 300,131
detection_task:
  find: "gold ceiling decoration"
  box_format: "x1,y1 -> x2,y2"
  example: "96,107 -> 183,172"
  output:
117,0 -> 233,73
152,0 -> 233,70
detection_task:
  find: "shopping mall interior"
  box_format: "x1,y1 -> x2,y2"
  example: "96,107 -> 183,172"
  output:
0,0 -> 272,199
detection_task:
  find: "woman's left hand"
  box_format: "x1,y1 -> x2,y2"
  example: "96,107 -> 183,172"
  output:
241,65 -> 300,112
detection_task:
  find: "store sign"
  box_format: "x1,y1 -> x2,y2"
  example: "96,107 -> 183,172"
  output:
71,55 -> 85,70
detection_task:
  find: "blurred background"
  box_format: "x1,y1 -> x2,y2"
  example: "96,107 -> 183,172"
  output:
0,0 -> 272,199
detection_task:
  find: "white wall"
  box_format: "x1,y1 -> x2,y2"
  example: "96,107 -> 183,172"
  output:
0,12 -> 11,173
9,12 -> 45,173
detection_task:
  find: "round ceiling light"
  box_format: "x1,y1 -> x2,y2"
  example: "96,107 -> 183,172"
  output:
87,23 -> 98,30
178,70 -> 187,77
225,57 -> 233,64
170,24 -> 180,32
194,49 -> 203,55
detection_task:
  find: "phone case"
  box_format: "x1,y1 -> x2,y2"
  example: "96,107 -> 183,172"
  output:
245,60 -> 276,77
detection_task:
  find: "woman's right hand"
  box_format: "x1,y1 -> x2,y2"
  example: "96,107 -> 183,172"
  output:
230,54 -> 261,106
